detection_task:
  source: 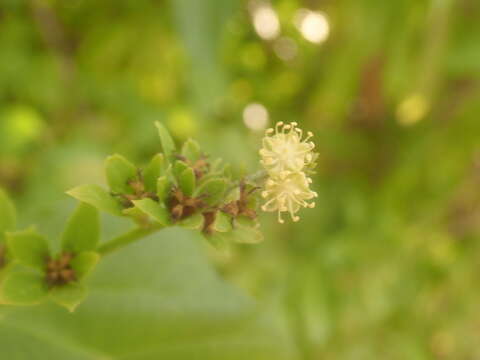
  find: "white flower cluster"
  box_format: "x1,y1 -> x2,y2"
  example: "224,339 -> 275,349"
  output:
259,122 -> 318,223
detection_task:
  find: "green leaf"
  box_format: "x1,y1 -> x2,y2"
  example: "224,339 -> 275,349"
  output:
181,138 -> 201,161
132,198 -> 170,226
105,154 -> 137,194
195,178 -> 227,205
143,154 -> 165,193
1,272 -> 48,305
178,167 -> 196,197
66,185 -> 123,216
70,251 -> 100,280
213,212 -> 232,233
7,229 -> 49,270
227,219 -> 264,244
157,176 -> 172,204
122,206 -> 150,226
180,213 -> 204,230
50,282 -> 87,312
155,121 -> 176,159
62,203 -> 100,253
0,188 -> 16,243
0,228 -> 295,359
173,160 -> 189,180
203,232 -> 231,255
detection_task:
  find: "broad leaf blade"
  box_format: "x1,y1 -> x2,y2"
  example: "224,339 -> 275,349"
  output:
155,121 -> 176,159
132,198 -> 170,226
105,154 -> 137,194
62,203 -> 100,253
157,176 -> 172,204
181,138 -> 201,162
228,219 -> 264,244
173,160 -> 189,180
0,228 -> 295,359
195,178 -> 227,205
213,211 -> 232,233
71,251 -> 100,280
67,185 -> 123,216
178,167 -> 196,197
1,272 -> 48,305
7,229 -> 49,270
143,154 -> 165,193
50,282 -> 87,312
180,213 -> 204,230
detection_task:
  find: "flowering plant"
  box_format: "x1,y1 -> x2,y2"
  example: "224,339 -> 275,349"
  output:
0,121 -> 316,311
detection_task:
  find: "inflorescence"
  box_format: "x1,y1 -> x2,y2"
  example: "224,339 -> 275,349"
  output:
259,122 -> 318,223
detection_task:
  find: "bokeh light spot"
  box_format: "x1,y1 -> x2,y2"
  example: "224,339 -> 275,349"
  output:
397,93 -> 430,126
294,9 -> 330,44
243,103 -> 269,131
250,1 -> 280,40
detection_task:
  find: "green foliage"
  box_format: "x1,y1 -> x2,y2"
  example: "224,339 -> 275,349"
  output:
0,188 -> 16,243
0,229 -> 294,359
66,185 -> 123,216
178,167 -> 196,196
70,252 -> 100,280
65,124 -> 258,244
180,212 -> 204,230
155,121 -> 176,159
105,154 -> 138,194
143,154 -> 165,193
7,229 -> 50,270
62,203 -> 100,253
195,178 -> 227,205
157,176 -> 171,203
1,272 -> 48,306
132,198 -> 170,226
2,0 -> 480,358
213,212 -> 233,233
181,138 -> 201,161
3,210 -> 100,311
50,283 -> 87,313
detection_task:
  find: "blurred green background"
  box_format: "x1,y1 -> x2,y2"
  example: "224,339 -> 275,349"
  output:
1,0 -> 480,359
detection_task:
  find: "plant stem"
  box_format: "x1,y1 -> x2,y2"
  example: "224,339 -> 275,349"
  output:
98,224 -> 164,256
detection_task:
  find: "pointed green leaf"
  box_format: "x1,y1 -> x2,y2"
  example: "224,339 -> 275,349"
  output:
203,232 -> 231,256
50,282 -> 87,312
66,185 -> 123,216
180,213 -> 204,230
143,154 -> 165,193
213,212 -> 232,233
194,178 -> 227,205
178,167 -> 196,197
155,121 -> 176,158
1,272 -> 48,305
105,154 -> 137,194
122,206 -> 150,226
181,138 -> 201,162
228,219 -> 264,244
62,203 -> 100,253
173,160 -> 189,180
7,229 -> 49,270
157,176 -> 171,204
0,188 -> 16,243
71,251 -> 100,280
132,198 -> 170,226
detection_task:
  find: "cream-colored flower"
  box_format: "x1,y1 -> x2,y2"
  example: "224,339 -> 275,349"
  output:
261,172 -> 317,223
259,122 -> 315,175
